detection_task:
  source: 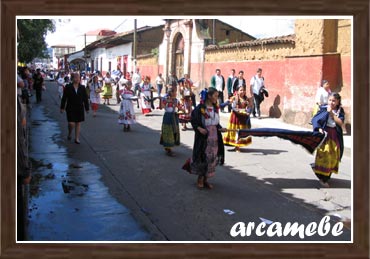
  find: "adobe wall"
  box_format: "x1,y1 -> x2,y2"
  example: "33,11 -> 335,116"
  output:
137,54 -> 161,79
201,19 -> 351,131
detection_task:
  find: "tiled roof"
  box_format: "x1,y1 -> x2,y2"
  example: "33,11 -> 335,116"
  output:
84,25 -> 164,50
205,34 -> 296,50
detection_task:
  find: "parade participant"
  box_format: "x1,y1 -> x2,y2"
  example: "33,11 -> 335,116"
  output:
227,69 -> 237,112
60,72 -> 89,144
159,88 -> 181,156
313,79 -> 332,116
223,85 -> 253,152
210,68 -> 226,112
183,88 -> 227,189
178,78 -> 193,131
139,75 -> 155,115
311,92 -> 345,187
118,81 -> 137,132
88,74 -> 102,117
250,68 -> 266,119
102,72 -> 114,105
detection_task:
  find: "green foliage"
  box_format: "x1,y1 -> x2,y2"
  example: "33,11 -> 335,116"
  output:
151,47 -> 159,57
218,38 -> 230,46
17,19 -> 55,63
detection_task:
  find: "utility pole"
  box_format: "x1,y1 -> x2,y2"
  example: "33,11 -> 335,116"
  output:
84,33 -> 87,71
133,19 -> 137,72
212,19 -> 215,45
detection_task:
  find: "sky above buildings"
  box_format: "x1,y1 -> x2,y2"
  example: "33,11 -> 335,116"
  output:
41,16 -> 296,47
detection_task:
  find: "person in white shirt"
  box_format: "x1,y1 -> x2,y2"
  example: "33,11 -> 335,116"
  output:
250,68 -> 265,119
313,80 -> 332,116
57,72 -> 66,99
210,69 -> 225,112
132,68 -> 141,108
155,73 -> 164,96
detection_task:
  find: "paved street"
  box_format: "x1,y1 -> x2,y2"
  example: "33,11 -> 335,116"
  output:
26,80 -> 352,241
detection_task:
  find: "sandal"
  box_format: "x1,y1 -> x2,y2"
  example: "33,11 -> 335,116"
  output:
165,149 -> 175,157
203,181 -> 213,189
197,176 -> 204,189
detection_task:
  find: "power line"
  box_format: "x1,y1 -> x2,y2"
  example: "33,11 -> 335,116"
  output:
113,19 -> 128,32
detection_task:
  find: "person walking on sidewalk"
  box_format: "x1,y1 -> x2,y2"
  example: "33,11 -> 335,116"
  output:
60,72 -> 89,144
159,88 -> 181,157
311,92 -> 345,187
210,68 -> 226,112
183,88 -> 227,189
250,68 -> 265,119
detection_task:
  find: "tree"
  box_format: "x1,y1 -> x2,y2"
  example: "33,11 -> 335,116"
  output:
17,19 -> 55,63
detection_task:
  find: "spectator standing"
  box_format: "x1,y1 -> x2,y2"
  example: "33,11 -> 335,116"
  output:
232,70 -> 246,96
227,69 -> 237,112
132,68 -> 142,108
250,68 -> 265,119
313,80 -> 332,116
210,68 -> 226,112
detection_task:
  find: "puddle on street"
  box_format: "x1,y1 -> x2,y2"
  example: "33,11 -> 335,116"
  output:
26,105 -> 150,241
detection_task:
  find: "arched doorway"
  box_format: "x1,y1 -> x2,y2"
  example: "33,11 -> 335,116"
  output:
172,33 -> 184,79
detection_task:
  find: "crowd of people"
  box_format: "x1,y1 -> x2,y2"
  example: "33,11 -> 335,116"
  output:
17,65 -> 345,189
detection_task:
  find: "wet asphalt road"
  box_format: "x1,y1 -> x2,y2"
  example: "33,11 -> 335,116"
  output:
25,81 -> 351,242
27,103 -> 150,241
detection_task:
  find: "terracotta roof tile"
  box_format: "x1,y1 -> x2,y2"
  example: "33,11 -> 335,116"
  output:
205,34 -> 296,50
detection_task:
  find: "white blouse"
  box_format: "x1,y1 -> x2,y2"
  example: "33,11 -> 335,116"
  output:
204,106 -> 220,126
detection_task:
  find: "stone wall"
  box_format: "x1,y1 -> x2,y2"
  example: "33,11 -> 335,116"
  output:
205,42 -> 295,62
337,19 -> 351,56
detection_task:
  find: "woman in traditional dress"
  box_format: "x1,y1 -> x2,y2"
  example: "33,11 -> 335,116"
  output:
311,92 -> 345,187
183,88 -> 227,189
159,88 -> 181,156
139,75 -> 155,115
88,74 -> 102,117
118,81 -> 137,132
178,79 -> 193,131
223,85 -> 253,152
102,72 -> 114,105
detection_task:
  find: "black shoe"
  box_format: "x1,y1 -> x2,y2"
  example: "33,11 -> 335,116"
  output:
75,140 -> 80,144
